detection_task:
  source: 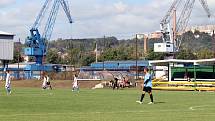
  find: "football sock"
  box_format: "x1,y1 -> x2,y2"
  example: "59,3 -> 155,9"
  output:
150,94 -> 154,102
140,94 -> 145,102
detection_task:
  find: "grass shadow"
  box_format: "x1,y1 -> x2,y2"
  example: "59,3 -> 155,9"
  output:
154,102 -> 166,104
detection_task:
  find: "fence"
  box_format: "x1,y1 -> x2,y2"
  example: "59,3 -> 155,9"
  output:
0,70 -> 78,80
152,81 -> 215,91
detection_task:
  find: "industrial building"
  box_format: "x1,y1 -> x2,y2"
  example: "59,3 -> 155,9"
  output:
0,31 -> 65,79
79,59 -> 215,82
81,61 -> 149,71
1,0 -> 73,80
150,59 -> 215,82
0,31 -> 14,69
79,60 -> 149,80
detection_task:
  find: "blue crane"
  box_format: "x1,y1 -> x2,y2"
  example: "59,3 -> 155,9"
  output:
25,0 -> 73,65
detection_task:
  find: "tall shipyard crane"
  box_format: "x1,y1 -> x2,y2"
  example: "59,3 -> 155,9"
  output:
154,0 -> 211,56
25,0 -> 73,65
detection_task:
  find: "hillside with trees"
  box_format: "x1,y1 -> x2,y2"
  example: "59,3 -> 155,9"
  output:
12,30 -> 215,67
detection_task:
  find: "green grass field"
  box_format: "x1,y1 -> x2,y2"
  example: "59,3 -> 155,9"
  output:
0,88 -> 214,121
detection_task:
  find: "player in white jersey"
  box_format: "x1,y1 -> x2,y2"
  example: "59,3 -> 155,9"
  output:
42,73 -> 52,90
72,74 -> 79,92
42,75 -> 47,89
45,75 -> 52,90
5,70 -> 12,95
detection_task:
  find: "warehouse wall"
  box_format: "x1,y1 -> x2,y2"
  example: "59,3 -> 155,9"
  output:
0,39 -> 14,60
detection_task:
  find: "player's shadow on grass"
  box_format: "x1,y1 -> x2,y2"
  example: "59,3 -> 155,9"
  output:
154,102 -> 165,104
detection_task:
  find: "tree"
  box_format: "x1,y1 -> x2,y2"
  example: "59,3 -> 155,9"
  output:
46,49 -> 61,64
146,49 -> 165,60
80,54 -> 96,66
66,48 -> 82,66
10,49 -> 24,63
176,48 -> 197,60
42,31 -> 215,66
196,48 -> 213,59
181,30 -> 212,51
99,46 -> 134,61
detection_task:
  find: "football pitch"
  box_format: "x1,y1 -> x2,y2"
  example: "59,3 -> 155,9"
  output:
0,88 -> 214,121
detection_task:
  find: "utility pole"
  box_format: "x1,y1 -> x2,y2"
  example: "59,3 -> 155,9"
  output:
173,8 -> 177,47
135,34 -> 138,80
103,35 -> 105,71
212,30 -> 215,58
95,41 -> 98,63
135,34 -> 145,80
143,35 -> 148,54
17,38 -> 20,80
173,8 -> 177,59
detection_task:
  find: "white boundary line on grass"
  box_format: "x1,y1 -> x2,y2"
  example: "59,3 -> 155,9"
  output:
0,110 -> 184,117
7,93 -> 54,96
189,105 -> 211,111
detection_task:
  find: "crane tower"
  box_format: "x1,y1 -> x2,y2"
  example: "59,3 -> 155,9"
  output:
25,0 -> 73,65
154,0 -> 211,56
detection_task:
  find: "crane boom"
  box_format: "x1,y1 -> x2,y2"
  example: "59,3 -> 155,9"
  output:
176,0 -> 195,51
32,0 -> 52,29
43,0 -> 73,40
199,0 -> 211,17
60,0 -> 73,23
160,0 -> 182,43
43,0 -> 61,41
161,0 -> 182,24
177,0 -> 195,34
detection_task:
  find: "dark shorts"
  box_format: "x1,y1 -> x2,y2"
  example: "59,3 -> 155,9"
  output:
143,87 -> 152,93
46,82 -> 50,85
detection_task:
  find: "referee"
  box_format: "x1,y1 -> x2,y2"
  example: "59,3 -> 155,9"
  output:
136,67 -> 154,104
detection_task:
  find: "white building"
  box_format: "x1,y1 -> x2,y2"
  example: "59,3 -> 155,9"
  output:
0,31 -> 15,60
186,25 -> 215,35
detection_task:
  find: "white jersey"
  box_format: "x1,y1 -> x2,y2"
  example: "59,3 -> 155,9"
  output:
46,76 -> 50,82
73,77 -> 78,87
42,77 -> 47,87
5,73 -> 11,87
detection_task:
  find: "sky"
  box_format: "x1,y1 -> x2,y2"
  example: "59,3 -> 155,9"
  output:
0,0 -> 215,42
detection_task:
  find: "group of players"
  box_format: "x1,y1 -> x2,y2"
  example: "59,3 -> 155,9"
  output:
42,73 -> 79,92
2,71 -> 53,95
110,77 -> 131,90
3,67 -> 153,104
2,70 -> 79,95
111,68 -> 154,104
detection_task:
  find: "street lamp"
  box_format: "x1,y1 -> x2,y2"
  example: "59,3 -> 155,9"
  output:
135,34 -> 145,80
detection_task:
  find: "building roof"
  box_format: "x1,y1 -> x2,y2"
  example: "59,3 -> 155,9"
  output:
149,59 -> 194,66
195,58 -> 215,65
0,31 -> 14,36
149,58 -> 215,66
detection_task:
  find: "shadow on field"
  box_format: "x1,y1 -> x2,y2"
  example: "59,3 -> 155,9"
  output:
154,102 -> 166,104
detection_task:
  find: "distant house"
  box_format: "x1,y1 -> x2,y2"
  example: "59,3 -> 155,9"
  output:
186,25 -> 215,35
